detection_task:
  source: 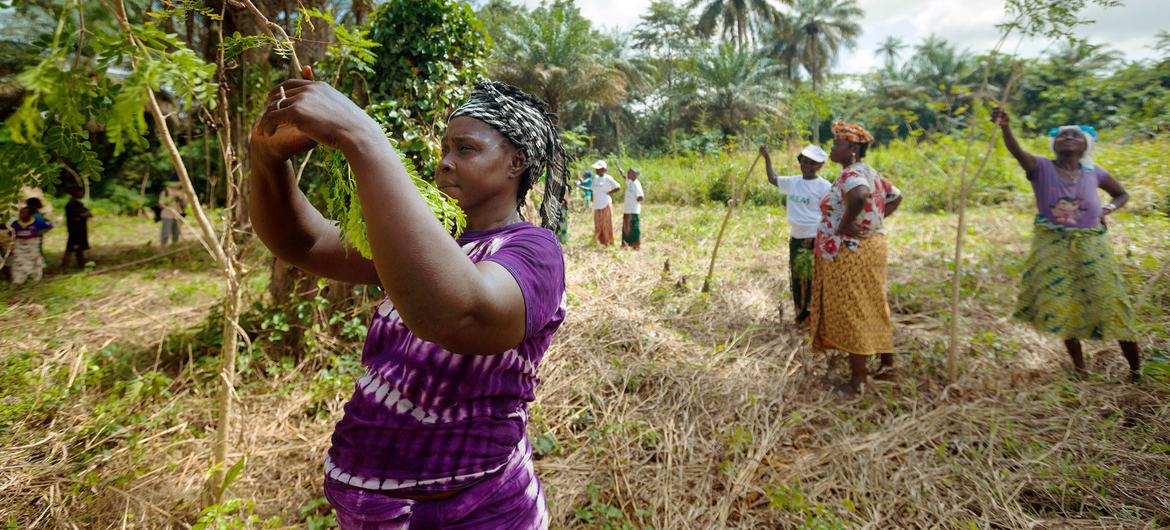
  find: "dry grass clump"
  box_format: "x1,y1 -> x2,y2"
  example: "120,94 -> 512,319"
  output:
2,204 -> 1168,528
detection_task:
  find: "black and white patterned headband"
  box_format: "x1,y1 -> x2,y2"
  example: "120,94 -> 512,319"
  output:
451,82 -> 568,232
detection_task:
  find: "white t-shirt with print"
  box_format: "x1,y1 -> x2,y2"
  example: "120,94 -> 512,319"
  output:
774,175 -> 831,239
623,179 -> 644,215
591,174 -> 621,210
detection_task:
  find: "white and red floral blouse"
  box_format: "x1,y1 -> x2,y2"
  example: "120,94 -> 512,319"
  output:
815,162 -> 902,260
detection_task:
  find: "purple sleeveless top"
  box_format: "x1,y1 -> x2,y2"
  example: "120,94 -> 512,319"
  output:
325,222 -> 566,494
1026,158 -> 1109,229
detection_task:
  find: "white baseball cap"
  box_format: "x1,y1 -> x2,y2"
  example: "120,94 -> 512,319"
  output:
592,160 -> 607,170
800,145 -> 828,163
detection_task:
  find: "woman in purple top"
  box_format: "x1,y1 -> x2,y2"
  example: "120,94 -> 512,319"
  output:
250,66 -> 567,528
992,108 -> 1140,381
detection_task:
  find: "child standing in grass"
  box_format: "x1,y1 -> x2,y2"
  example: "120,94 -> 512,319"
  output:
760,144 -> 831,325
25,197 -> 48,254
10,206 -> 52,285
576,170 -> 593,209
62,186 -> 91,269
621,168 -> 644,249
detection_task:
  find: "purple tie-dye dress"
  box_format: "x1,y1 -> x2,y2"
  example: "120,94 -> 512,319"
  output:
323,222 -> 565,529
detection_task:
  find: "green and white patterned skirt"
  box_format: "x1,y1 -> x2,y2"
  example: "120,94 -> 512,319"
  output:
1014,216 -> 1137,341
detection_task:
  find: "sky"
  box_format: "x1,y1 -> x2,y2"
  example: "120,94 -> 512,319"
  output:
516,0 -> 1169,74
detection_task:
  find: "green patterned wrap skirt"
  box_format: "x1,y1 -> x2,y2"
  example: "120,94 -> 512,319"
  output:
1014,216 -> 1137,341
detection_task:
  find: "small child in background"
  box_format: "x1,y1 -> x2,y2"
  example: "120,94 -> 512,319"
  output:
25,197 -> 48,254
576,170 -> 594,210
62,186 -> 91,269
10,206 -> 53,285
25,197 -> 47,223
621,168 -> 644,249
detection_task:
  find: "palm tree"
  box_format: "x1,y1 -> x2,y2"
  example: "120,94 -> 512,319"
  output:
760,13 -> 800,79
785,0 -> 863,140
685,42 -> 780,135
687,0 -> 782,48
1046,40 -> 1122,78
905,36 -> 976,130
1155,30 -> 1170,58
489,0 -> 628,117
875,35 -> 905,70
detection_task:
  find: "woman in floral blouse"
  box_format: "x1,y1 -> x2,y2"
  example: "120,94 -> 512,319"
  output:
809,120 -> 904,398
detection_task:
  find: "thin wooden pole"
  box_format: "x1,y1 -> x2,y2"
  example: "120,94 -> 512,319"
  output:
702,153 -> 763,293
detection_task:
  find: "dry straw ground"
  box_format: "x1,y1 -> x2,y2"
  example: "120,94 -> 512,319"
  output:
1,201 -> 1168,528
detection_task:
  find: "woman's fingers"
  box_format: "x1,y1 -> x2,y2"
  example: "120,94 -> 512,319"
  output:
261,96 -> 301,135
302,65 -> 314,81
267,79 -> 315,101
267,83 -> 315,104
266,83 -> 313,104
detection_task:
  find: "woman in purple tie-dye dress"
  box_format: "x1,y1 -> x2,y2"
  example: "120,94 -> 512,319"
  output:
250,70 -> 568,529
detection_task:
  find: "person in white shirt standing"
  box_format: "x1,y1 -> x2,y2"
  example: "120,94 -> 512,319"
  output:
760,144 -> 831,325
589,160 -> 621,246
620,168 -> 645,249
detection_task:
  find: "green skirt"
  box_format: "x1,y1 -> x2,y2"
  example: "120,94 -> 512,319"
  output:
1014,216 -> 1137,341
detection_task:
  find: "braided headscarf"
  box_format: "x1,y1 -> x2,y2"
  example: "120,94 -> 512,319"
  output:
831,119 -> 875,145
450,82 -> 568,233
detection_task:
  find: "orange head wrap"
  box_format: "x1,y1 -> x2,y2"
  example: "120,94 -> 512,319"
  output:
831,119 -> 874,144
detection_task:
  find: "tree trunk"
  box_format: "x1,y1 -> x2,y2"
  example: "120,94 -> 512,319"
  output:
211,273 -> 242,499
353,0 -> 370,25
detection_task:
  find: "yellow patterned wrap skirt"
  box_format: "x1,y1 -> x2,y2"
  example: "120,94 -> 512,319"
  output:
809,234 -> 894,355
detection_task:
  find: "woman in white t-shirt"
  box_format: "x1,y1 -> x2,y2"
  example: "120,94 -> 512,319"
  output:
587,160 -> 621,246
760,144 -> 831,324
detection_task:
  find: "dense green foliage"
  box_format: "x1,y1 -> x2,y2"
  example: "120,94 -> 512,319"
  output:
4,0 -> 1164,212
0,7 -> 216,203
293,1 -> 480,254
1,0 -> 474,252
362,0 -> 491,176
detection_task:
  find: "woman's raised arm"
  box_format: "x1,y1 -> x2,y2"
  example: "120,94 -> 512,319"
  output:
991,108 -> 1038,174
254,78 -> 527,356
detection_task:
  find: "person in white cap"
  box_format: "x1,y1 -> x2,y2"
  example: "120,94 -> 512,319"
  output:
588,160 -> 621,245
759,144 -> 831,325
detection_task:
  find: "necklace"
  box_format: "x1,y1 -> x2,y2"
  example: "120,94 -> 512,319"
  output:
1055,163 -> 1082,185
